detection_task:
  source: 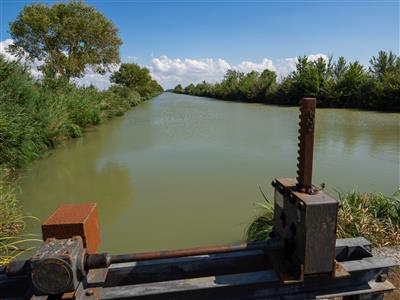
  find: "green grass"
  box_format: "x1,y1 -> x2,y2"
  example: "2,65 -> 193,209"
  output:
247,190 -> 400,247
337,191 -> 400,246
0,173 -> 41,265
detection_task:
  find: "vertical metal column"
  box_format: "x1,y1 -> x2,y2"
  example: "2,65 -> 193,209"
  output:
296,97 -> 316,194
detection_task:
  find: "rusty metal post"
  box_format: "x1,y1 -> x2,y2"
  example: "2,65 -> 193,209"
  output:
296,97 -> 316,194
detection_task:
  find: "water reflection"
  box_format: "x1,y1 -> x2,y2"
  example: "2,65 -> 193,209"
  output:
316,110 -> 399,155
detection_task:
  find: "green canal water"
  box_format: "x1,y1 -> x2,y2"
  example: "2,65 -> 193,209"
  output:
18,93 -> 400,254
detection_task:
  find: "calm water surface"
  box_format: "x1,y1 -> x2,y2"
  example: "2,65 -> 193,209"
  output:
18,93 -> 400,253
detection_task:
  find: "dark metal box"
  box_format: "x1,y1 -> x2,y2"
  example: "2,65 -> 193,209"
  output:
273,178 -> 338,275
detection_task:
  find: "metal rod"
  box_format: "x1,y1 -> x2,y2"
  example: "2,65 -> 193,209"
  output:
109,239 -> 283,264
85,239 -> 284,269
296,97 -> 316,193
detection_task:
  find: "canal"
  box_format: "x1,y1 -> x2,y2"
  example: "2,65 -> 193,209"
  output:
18,92 -> 400,253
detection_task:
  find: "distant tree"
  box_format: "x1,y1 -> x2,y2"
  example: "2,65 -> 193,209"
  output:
237,71 -> 260,100
9,1 -> 122,80
219,69 -> 244,99
335,61 -> 368,107
366,51 -> 400,110
172,51 -> 399,111
369,51 -> 398,80
258,69 -> 277,100
173,84 -> 184,93
333,56 -> 348,82
111,63 -> 162,97
184,83 -> 195,94
111,64 -> 150,89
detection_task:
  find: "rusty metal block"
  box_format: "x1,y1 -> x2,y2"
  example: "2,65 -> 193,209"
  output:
42,203 -> 100,253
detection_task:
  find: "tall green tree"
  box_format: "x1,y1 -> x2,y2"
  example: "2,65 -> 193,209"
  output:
367,51 -> 400,110
369,51 -> 398,80
9,1 -> 122,80
258,69 -> 277,99
336,61 -> 368,107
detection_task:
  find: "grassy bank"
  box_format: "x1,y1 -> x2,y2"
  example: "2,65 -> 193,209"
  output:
0,56 -> 162,170
247,191 -> 400,247
0,56 -> 163,263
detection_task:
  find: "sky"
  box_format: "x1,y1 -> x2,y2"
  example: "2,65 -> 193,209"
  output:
1,0 -> 399,88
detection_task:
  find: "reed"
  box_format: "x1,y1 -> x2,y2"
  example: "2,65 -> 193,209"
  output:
0,175 -> 41,265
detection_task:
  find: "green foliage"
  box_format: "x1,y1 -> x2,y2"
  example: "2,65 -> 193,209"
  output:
0,175 -> 24,238
337,191 -> 400,246
173,84 -> 184,94
110,63 -> 163,99
0,55 -> 162,169
9,0 -> 122,80
247,191 -> 400,247
246,200 -> 274,243
175,51 -> 400,111
0,173 -> 41,265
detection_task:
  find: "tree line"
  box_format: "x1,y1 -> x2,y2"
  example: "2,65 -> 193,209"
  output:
173,52 -> 400,111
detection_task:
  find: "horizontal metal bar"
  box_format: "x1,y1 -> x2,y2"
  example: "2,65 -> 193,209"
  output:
341,256 -> 398,272
316,280 -> 395,299
107,239 -> 284,265
102,250 -> 269,287
101,238 -> 379,288
100,270 -> 395,300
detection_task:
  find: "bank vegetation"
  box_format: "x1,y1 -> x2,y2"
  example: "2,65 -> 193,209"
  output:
173,51 -> 400,111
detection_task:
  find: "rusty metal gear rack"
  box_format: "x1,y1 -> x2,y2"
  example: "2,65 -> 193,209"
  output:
1,98 -> 398,300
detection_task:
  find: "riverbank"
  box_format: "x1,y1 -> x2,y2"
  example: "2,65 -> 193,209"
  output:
0,56 -> 163,262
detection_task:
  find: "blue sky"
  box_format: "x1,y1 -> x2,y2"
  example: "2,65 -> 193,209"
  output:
1,0 -> 399,88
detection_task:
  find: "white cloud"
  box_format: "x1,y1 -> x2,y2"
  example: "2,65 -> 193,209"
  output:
236,58 -> 275,74
148,56 -> 232,88
147,54 -> 329,89
1,38 -> 328,90
0,39 -> 16,62
70,66 -> 119,90
0,39 -> 45,80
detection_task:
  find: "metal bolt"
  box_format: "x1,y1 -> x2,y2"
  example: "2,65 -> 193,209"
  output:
376,273 -> 388,282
